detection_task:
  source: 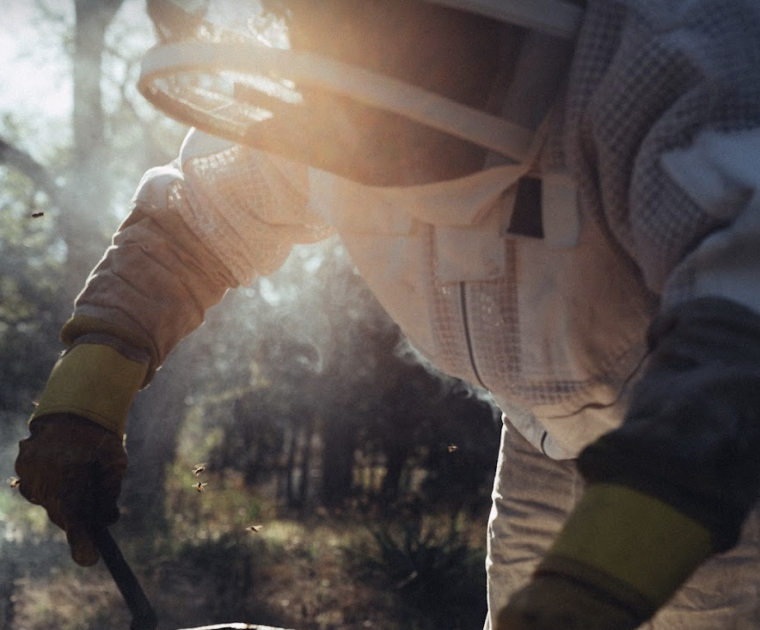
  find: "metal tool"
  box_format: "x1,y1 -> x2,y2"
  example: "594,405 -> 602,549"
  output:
92,526 -> 292,630
91,526 -> 158,630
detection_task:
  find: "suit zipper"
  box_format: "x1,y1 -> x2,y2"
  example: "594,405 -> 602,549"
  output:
460,282 -> 487,389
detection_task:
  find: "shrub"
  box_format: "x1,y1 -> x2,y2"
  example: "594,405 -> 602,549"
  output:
362,514 -> 487,630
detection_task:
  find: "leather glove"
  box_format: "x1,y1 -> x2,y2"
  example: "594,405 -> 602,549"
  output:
15,413 -> 128,566
15,342 -> 147,566
496,575 -> 639,630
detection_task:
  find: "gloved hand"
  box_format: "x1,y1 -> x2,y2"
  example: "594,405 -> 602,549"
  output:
496,574 -> 640,630
14,341 -> 146,565
494,481 -> 714,630
15,413 -> 128,566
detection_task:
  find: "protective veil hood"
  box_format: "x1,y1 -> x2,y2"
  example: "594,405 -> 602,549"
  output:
139,0 -> 583,184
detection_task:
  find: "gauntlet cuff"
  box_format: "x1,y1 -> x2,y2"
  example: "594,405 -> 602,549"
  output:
31,344 -> 148,437
539,483 -> 713,619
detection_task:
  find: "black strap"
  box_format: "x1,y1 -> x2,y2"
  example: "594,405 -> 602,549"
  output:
507,176 -> 544,239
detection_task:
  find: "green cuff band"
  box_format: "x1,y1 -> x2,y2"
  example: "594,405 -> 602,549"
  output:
31,343 -> 148,437
61,314 -> 158,384
541,483 -> 713,616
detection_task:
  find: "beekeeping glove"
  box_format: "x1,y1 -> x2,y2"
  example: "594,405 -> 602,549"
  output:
496,482 -> 713,630
15,343 -> 147,566
497,296 -> 760,630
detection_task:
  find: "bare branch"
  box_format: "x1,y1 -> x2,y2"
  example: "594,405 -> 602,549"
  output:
0,136 -> 61,205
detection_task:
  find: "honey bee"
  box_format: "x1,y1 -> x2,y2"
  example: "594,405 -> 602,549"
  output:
246,525 -> 264,533
193,464 -> 206,476
8,477 -> 20,488
195,482 -> 207,493
447,444 -> 459,453
31,212 -> 44,218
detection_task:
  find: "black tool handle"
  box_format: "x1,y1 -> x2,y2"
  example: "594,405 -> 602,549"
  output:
91,526 -> 158,630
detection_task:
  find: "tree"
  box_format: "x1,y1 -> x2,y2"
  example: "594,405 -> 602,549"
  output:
0,0 -> 188,535
0,1 -> 133,449
0,163 -> 66,485
199,241 -> 501,514
0,0 -> 502,539
1,0 -> 179,306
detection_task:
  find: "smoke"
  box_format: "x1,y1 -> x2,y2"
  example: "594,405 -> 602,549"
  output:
394,333 -> 500,414
257,235 -> 500,415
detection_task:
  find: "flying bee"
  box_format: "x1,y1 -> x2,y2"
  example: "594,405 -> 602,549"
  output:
195,482 -> 207,493
447,444 -> 459,453
8,477 -> 20,488
193,464 -> 206,476
246,525 -> 264,533
31,212 -> 44,218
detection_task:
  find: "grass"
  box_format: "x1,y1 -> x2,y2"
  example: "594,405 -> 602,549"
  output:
2,460 -> 490,630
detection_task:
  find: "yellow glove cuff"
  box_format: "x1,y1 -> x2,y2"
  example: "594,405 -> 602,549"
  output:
31,344 -> 148,437
541,483 -> 713,616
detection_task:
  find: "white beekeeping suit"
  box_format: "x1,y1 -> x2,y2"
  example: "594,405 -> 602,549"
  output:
15,1 -> 760,628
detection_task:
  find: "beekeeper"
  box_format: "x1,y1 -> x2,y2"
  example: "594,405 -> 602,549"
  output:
15,0 -> 760,628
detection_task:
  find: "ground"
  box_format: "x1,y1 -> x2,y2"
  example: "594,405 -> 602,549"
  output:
7,509 -> 490,630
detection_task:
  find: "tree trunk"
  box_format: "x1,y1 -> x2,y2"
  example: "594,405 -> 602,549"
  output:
320,413 -> 356,508
284,424 -> 299,505
381,444 -> 408,504
119,341 -> 197,535
297,412 -> 316,511
59,0 -> 127,304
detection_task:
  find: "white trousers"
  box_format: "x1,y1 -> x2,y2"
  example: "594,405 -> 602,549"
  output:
484,420 -> 760,630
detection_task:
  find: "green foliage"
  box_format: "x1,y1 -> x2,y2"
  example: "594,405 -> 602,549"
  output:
9,564 -> 131,630
1,5 -> 502,630
164,532 -> 263,621
0,486 -> 58,543
163,458 -> 276,547
0,167 -> 65,415
362,514 -> 488,630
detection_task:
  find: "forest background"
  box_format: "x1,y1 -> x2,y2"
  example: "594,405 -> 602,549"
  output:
0,2 -> 503,629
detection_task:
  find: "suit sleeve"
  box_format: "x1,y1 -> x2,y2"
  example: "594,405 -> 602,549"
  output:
533,0 -> 760,617
62,131 -> 332,380
569,0 -> 760,550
